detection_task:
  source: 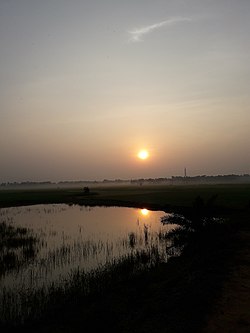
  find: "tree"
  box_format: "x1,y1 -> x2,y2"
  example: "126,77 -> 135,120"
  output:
83,187 -> 90,194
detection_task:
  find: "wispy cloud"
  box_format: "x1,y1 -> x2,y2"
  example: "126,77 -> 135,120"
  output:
128,17 -> 191,42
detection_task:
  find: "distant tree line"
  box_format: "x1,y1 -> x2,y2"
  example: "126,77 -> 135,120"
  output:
130,174 -> 250,185
1,174 -> 250,187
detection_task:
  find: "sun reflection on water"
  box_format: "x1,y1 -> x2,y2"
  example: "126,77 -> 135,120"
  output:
140,208 -> 149,216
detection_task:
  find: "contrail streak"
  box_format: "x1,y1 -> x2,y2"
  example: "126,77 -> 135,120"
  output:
128,17 -> 191,42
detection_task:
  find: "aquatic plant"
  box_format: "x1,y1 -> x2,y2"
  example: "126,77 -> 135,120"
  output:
0,244 -> 164,326
0,222 -> 38,276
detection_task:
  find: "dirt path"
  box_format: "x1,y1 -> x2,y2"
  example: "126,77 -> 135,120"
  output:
202,222 -> 250,333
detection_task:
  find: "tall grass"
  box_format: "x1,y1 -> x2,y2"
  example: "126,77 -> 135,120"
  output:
0,244 -> 164,326
0,222 -> 38,277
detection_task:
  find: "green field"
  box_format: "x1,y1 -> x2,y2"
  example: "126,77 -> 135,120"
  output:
1,184 -> 250,212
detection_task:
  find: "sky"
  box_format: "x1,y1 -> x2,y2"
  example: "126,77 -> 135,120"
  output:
1,0 -> 250,182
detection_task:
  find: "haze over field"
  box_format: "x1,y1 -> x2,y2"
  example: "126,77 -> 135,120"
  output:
1,0 -> 250,182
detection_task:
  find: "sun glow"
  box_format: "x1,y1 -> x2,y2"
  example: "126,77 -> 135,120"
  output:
140,208 -> 149,216
137,150 -> 149,160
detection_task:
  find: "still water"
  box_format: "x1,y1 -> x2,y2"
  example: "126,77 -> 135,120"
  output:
0,204 -> 172,290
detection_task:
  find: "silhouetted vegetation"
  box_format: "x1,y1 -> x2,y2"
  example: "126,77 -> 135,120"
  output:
83,186 -> 90,194
161,195 -> 223,255
0,222 -> 38,276
0,244 -> 164,327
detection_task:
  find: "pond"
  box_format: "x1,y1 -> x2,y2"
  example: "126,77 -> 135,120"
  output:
0,204 -> 174,291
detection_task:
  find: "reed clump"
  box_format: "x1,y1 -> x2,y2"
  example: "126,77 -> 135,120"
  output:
0,245 -> 164,326
0,222 -> 38,276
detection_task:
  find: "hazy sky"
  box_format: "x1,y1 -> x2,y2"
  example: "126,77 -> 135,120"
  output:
1,0 -> 250,182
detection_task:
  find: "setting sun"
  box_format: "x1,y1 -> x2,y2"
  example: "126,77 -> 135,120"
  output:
137,150 -> 149,160
140,209 -> 149,216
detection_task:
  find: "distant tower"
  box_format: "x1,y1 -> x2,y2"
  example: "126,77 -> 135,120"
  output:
184,168 -> 187,178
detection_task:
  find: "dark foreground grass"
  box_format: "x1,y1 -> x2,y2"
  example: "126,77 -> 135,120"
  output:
0,248 -> 162,328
